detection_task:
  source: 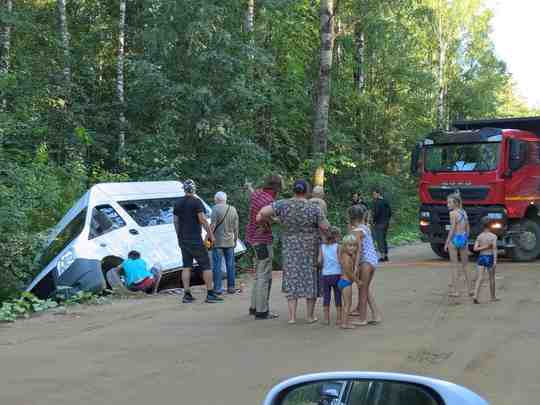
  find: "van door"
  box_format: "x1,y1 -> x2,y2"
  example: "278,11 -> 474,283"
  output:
117,198 -> 182,272
89,203 -> 161,269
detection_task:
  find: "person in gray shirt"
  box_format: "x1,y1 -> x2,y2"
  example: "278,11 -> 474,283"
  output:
211,191 -> 240,294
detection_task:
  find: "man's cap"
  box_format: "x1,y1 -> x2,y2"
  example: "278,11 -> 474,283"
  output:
293,179 -> 309,194
183,179 -> 196,193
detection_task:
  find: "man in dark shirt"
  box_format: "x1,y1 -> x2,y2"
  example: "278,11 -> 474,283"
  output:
173,179 -> 221,303
372,188 -> 392,262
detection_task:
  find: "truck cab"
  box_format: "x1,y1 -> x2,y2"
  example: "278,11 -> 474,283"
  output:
411,117 -> 540,261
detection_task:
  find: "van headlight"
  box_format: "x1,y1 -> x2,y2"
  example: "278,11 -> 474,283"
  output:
420,211 -> 430,218
487,213 -> 503,219
57,250 -> 75,275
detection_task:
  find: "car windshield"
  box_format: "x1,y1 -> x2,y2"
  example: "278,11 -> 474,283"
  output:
425,142 -> 500,172
38,209 -> 87,270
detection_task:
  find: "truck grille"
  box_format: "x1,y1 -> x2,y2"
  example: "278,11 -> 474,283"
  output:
428,187 -> 489,201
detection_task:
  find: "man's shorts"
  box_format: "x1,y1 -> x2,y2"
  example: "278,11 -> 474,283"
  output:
179,240 -> 211,271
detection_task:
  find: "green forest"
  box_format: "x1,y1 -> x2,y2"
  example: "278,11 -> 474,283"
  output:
0,0 -> 538,301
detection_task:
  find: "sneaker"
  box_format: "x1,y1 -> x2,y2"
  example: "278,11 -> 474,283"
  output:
249,307 -> 256,316
182,292 -> 195,303
227,288 -> 241,294
206,294 -> 224,303
255,311 -> 279,320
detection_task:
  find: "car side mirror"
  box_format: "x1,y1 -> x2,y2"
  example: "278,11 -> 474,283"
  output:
508,139 -> 527,172
262,372 -> 490,405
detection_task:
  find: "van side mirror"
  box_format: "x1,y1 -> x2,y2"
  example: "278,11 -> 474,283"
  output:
411,143 -> 422,177
508,139 -> 527,172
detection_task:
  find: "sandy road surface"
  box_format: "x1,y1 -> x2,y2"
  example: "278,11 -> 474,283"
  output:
1,243 -> 540,405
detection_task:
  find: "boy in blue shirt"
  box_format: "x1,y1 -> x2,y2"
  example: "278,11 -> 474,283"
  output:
114,251 -> 161,294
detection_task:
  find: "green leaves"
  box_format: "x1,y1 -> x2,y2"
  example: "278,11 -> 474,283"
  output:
0,293 -> 58,323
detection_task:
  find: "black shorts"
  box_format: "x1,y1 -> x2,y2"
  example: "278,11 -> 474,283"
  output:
179,240 -> 211,271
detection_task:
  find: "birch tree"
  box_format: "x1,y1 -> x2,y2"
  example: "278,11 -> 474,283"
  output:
353,22 -> 365,93
0,0 -> 12,75
245,0 -> 254,34
57,0 -> 71,91
0,0 -> 12,110
313,0 -> 335,156
117,0 -> 127,160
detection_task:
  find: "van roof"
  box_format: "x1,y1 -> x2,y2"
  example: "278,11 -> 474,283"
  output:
91,181 -> 184,198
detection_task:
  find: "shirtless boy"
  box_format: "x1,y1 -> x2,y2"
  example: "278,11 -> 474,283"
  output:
472,217 -> 499,303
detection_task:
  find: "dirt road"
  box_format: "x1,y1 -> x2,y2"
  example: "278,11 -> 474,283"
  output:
1,243 -> 539,405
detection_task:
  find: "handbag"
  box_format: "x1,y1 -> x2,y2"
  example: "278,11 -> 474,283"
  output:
207,205 -> 231,249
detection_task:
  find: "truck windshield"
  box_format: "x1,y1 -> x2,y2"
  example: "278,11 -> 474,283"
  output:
425,142 -> 500,172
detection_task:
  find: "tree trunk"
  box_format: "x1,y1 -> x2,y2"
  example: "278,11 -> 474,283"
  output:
245,0 -> 254,34
57,0 -> 71,91
353,23 -> 365,94
0,0 -> 12,110
117,0 -> 127,161
0,0 -> 12,75
312,0 -> 335,156
436,40 -> 447,130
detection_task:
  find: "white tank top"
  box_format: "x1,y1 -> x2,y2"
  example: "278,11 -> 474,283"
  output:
321,244 -> 342,276
354,225 -> 379,266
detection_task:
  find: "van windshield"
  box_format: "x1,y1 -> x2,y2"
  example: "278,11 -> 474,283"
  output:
118,197 -> 211,227
425,142 -> 500,172
38,209 -> 87,270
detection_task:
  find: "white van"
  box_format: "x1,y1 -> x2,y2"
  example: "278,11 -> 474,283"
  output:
27,181 -> 247,299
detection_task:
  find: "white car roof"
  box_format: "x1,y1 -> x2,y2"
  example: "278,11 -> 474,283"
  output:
50,181 -> 186,240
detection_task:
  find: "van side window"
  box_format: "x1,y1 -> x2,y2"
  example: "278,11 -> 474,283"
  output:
89,205 -> 126,239
118,198 -> 177,227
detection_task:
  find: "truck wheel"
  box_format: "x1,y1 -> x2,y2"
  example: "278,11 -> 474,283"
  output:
507,219 -> 540,262
431,243 -> 449,260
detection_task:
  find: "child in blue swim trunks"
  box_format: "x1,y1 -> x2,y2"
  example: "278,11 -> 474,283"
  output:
473,217 -> 499,304
338,234 -> 359,329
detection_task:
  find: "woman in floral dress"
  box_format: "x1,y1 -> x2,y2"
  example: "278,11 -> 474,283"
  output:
257,179 -> 329,324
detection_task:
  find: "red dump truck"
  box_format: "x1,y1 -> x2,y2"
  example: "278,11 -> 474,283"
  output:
411,116 -> 540,261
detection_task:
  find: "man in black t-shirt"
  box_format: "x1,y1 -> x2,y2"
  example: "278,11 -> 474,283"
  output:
173,179 -> 222,303
372,188 -> 392,262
